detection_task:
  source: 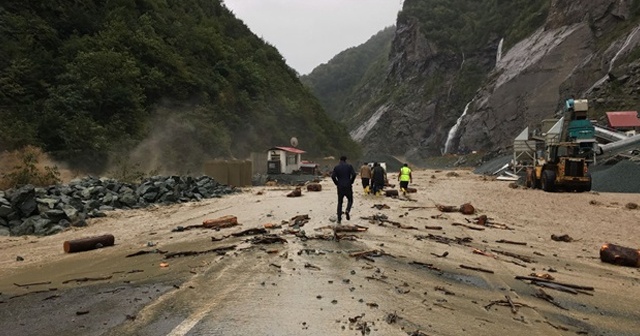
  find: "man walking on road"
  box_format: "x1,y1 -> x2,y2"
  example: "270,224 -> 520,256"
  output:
398,163 -> 412,195
359,162 -> 372,194
332,156 -> 356,224
370,162 -> 386,196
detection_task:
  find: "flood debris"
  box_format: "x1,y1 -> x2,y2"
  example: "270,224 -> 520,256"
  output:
63,234 -> 115,253
529,273 -> 555,281
424,225 -> 443,230
434,286 -> 455,295
203,215 -> 239,229
491,249 -> 534,263
551,234 -> 574,242
9,288 -> 57,300
13,281 -> 51,288
495,239 -> 527,246
473,215 -> 512,230
436,203 -> 475,215
163,245 -> 237,259
306,183 -> 322,191
484,295 -> 533,313
290,214 -> 310,227
286,187 -> 302,197
263,222 -> 282,229
452,222 -> 485,231
62,275 -> 113,284
349,250 -> 390,262
384,311 -> 399,324
460,264 -> 494,274
384,189 -> 399,197
600,243 -> 640,267
231,228 -> 267,237
430,251 -> 449,258
371,204 -> 390,210
514,276 -> 594,291
409,261 -> 441,271
249,234 -> 288,244
473,249 -> 496,258
532,288 -> 567,310
126,249 -> 167,258
402,206 -> 436,211
415,234 -> 473,246
333,224 -> 368,233
304,262 -> 321,270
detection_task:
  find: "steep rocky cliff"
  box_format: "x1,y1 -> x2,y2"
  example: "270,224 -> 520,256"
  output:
321,0 -> 640,162
457,0 -> 640,153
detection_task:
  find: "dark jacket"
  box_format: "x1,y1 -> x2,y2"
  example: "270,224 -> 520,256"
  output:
332,161 -> 356,187
371,166 -> 386,185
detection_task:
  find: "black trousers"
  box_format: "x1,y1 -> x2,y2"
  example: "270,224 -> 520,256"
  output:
337,186 -> 353,219
400,181 -> 409,189
371,181 -> 384,194
361,178 -> 370,189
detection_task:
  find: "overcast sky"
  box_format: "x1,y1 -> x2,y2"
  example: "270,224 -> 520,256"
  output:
223,0 -> 403,75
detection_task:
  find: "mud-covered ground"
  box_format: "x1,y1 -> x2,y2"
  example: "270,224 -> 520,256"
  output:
1,169 -> 640,336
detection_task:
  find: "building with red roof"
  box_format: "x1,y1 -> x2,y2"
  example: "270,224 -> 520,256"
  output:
267,146 -> 306,174
606,111 -> 640,131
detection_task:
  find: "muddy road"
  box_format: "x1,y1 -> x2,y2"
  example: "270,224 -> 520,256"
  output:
1,169 -> 640,335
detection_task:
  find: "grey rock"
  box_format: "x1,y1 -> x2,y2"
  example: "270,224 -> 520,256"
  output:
120,192 -> 137,207
10,185 -> 38,217
58,219 -> 71,228
44,209 -> 67,222
99,205 -> 115,211
0,226 -> 9,236
0,205 -> 12,218
32,216 -> 53,235
45,225 -> 64,235
36,197 -> 59,209
61,205 -> 80,223
10,217 -> 37,236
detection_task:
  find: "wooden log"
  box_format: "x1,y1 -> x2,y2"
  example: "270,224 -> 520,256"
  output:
406,187 -> 417,193
459,203 -> 475,215
202,215 -> 238,228
452,222 -> 485,231
306,183 -> 322,192
63,234 -> 115,253
286,187 -> 302,197
460,264 -> 494,274
514,276 -> 594,291
436,204 -> 458,213
600,243 -> 640,267
385,189 -> 399,197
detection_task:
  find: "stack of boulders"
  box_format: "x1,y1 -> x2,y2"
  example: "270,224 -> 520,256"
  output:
0,175 -> 238,237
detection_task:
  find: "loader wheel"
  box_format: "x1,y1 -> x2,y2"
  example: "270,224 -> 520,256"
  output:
578,173 -> 592,193
541,170 -> 556,192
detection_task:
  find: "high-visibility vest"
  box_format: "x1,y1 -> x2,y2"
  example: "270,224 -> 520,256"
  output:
400,166 -> 411,181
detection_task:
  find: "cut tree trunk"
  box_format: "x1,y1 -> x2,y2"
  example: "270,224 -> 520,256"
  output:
600,243 -> 640,267
64,234 -> 115,253
202,215 -> 238,229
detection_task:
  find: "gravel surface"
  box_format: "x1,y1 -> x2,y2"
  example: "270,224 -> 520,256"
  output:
592,160 -> 640,193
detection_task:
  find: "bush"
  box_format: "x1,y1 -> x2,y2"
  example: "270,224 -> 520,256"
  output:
0,146 -> 61,189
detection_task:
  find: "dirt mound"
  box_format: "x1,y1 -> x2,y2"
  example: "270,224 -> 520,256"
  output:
592,160 -> 640,193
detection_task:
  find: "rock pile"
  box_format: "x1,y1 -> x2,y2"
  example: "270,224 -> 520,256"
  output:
0,175 -> 238,236
592,160 -> 640,193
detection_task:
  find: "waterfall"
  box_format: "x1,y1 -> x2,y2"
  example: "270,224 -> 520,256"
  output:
587,25 -> 640,93
496,38 -> 504,64
443,102 -> 471,154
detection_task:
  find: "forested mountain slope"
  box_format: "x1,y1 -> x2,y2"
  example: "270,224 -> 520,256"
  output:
0,0 -> 358,173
